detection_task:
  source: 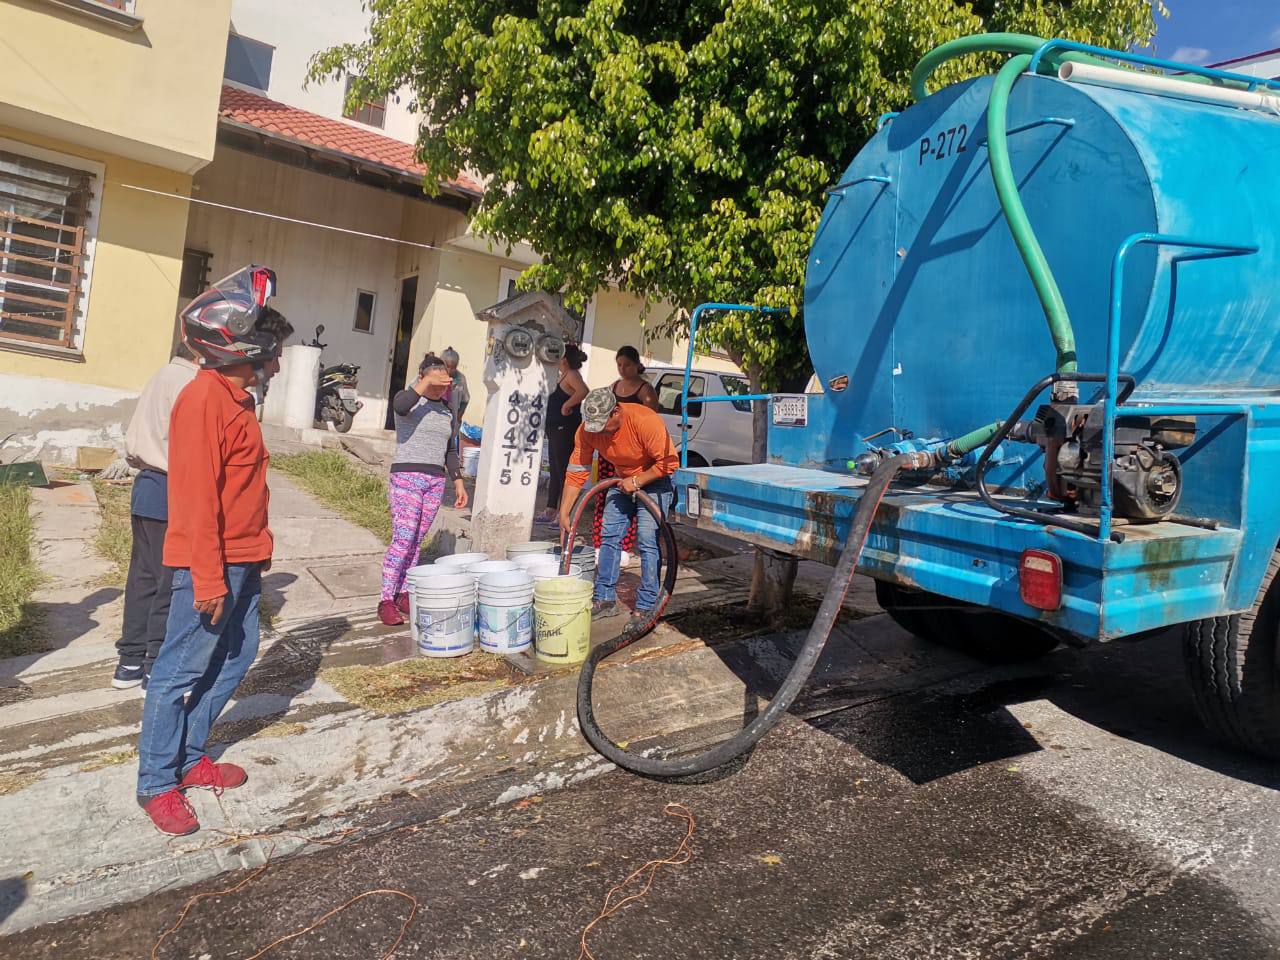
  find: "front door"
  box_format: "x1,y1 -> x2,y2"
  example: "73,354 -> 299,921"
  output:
385,274 -> 418,429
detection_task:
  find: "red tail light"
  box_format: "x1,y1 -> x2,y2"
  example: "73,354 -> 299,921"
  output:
1019,549 -> 1063,611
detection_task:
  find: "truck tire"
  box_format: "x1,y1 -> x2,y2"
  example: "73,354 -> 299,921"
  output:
874,579 -> 933,637
875,580 -> 1058,663
1182,553 -> 1280,759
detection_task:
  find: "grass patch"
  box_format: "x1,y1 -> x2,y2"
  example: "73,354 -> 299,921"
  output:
0,483 -> 46,659
249,721 -> 306,739
0,770 -> 42,797
274,451 -> 392,543
322,653 -> 515,714
665,594 -> 861,644
80,746 -> 137,772
91,479 -> 133,588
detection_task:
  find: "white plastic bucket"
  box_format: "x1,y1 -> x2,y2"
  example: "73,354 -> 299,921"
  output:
512,553 -> 555,571
506,541 -> 555,563
435,552 -> 490,573
477,570 -> 535,654
462,446 -> 480,478
404,563 -> 469,586
553,544 -> 596,582
466,559 -> 519,587
526,560 -> 583,582
409,572 -> 477,657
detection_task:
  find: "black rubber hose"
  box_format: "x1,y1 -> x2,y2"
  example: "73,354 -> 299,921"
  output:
574,453 -> 921,778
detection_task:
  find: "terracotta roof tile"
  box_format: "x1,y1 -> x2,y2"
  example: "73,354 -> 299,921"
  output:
218,85 -> 481,195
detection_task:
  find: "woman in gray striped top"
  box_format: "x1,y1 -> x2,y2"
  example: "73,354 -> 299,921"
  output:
379,353 -> 469,626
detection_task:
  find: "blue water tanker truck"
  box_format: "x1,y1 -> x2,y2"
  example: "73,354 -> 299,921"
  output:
644,34 -> 1280,766
572,34 -> 1280,776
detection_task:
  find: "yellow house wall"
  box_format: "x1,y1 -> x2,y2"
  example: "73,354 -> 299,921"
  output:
0,0 -> 233,173
0,125 -> 192,393
585,289 -> 741,389
398,206 -> 546,427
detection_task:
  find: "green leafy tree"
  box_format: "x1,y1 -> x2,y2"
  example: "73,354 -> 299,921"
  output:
314,0 -> 1160,618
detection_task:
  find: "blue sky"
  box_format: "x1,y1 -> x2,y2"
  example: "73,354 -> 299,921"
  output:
1154,0 -> 1280,64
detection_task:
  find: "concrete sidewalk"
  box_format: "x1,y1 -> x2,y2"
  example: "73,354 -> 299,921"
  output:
0,469 -> 977,935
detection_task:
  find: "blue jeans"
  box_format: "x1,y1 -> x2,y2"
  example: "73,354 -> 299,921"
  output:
595,477 -> 674,611
136,564 -> 262,799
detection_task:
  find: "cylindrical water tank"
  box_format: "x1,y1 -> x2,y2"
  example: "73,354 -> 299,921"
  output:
806,73 -> 1280,452
275,344 -> 320,431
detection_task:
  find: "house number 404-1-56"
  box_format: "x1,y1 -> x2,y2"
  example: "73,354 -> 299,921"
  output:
498,389 -> 544,487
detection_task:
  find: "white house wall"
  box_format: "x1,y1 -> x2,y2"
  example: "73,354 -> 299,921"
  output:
186,148 -> 413,433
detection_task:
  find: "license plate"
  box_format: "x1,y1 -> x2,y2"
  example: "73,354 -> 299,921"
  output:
772,395 -> 807,427
338,387 -> 357,400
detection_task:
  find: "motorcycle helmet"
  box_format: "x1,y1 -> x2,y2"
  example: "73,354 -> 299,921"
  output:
181,265 -> 280,369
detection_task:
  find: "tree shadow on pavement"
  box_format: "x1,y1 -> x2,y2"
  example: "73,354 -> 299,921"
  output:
686,616 -> 1280,791
1037,629 -> 1280,792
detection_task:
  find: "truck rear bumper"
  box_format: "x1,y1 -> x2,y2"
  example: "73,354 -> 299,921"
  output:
675,463 -> 1242,641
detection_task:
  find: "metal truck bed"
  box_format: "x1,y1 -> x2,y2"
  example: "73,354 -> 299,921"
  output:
675,463 -> 1243,641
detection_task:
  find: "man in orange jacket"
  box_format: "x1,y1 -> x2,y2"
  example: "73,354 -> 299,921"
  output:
136,267 -> 290,836
560,386 -> 678,621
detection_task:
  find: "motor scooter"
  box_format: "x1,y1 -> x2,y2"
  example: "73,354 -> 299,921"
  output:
309,324 -> 362,433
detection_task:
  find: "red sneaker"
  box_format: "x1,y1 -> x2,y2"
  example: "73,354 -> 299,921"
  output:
140,788 -> 199,836
395,592 -> 410,615
180,755 -> 247,794
378,599 -> 405,626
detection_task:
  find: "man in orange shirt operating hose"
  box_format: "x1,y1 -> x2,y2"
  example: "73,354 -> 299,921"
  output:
135,266 -> 290,836
560,386 -> 678,622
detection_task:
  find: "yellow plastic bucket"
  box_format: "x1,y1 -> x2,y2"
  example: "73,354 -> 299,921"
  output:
534,577 -> 593,665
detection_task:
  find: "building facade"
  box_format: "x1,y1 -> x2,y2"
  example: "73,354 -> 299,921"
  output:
0,0 -> 735,457
0,0 -> 233,457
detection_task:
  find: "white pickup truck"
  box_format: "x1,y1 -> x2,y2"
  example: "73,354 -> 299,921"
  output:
644,364 -> 755,467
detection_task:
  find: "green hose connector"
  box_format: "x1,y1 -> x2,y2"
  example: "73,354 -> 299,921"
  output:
947,421 -> 1003,459
987,53 -> 1077,383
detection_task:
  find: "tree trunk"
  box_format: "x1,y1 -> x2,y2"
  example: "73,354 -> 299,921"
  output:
735,359 -> 798,626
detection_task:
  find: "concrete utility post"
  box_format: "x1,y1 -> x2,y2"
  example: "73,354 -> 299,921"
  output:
471,291 -> 583,559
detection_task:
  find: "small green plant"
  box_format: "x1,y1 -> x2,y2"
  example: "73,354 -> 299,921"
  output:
91,479 -> 133,588
0,483 -> 45,659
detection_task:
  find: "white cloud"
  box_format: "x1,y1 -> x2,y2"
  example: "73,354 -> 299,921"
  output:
1171,46 -> 1211,64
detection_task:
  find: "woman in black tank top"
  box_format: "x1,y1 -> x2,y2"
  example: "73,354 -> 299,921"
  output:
592,346 -> 659,551
541,344 -> 589,522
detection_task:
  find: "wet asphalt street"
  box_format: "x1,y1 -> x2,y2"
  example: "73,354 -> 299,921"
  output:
6,626 -> 1280,960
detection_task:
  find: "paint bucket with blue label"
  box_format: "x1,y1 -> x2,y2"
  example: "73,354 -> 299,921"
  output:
476,570 -> 535,654
408,571 -> 476,657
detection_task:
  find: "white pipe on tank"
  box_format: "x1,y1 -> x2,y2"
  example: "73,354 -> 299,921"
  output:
1058,62 -> 1280,116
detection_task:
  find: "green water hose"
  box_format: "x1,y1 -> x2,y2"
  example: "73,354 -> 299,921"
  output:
910,32 -> 1052,101
987,53 -> 1077,386
911,33 -> 1084,392
913,33 -> 1257,394
947,421 -> 1003,459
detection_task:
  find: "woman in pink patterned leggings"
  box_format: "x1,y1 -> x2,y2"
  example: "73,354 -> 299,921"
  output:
379,354 -> 469,626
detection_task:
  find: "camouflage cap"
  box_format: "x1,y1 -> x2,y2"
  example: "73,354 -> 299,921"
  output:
581,386 -> 618,433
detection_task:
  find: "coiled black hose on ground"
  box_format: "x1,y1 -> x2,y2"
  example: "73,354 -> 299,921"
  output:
570,454 -> 920,778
